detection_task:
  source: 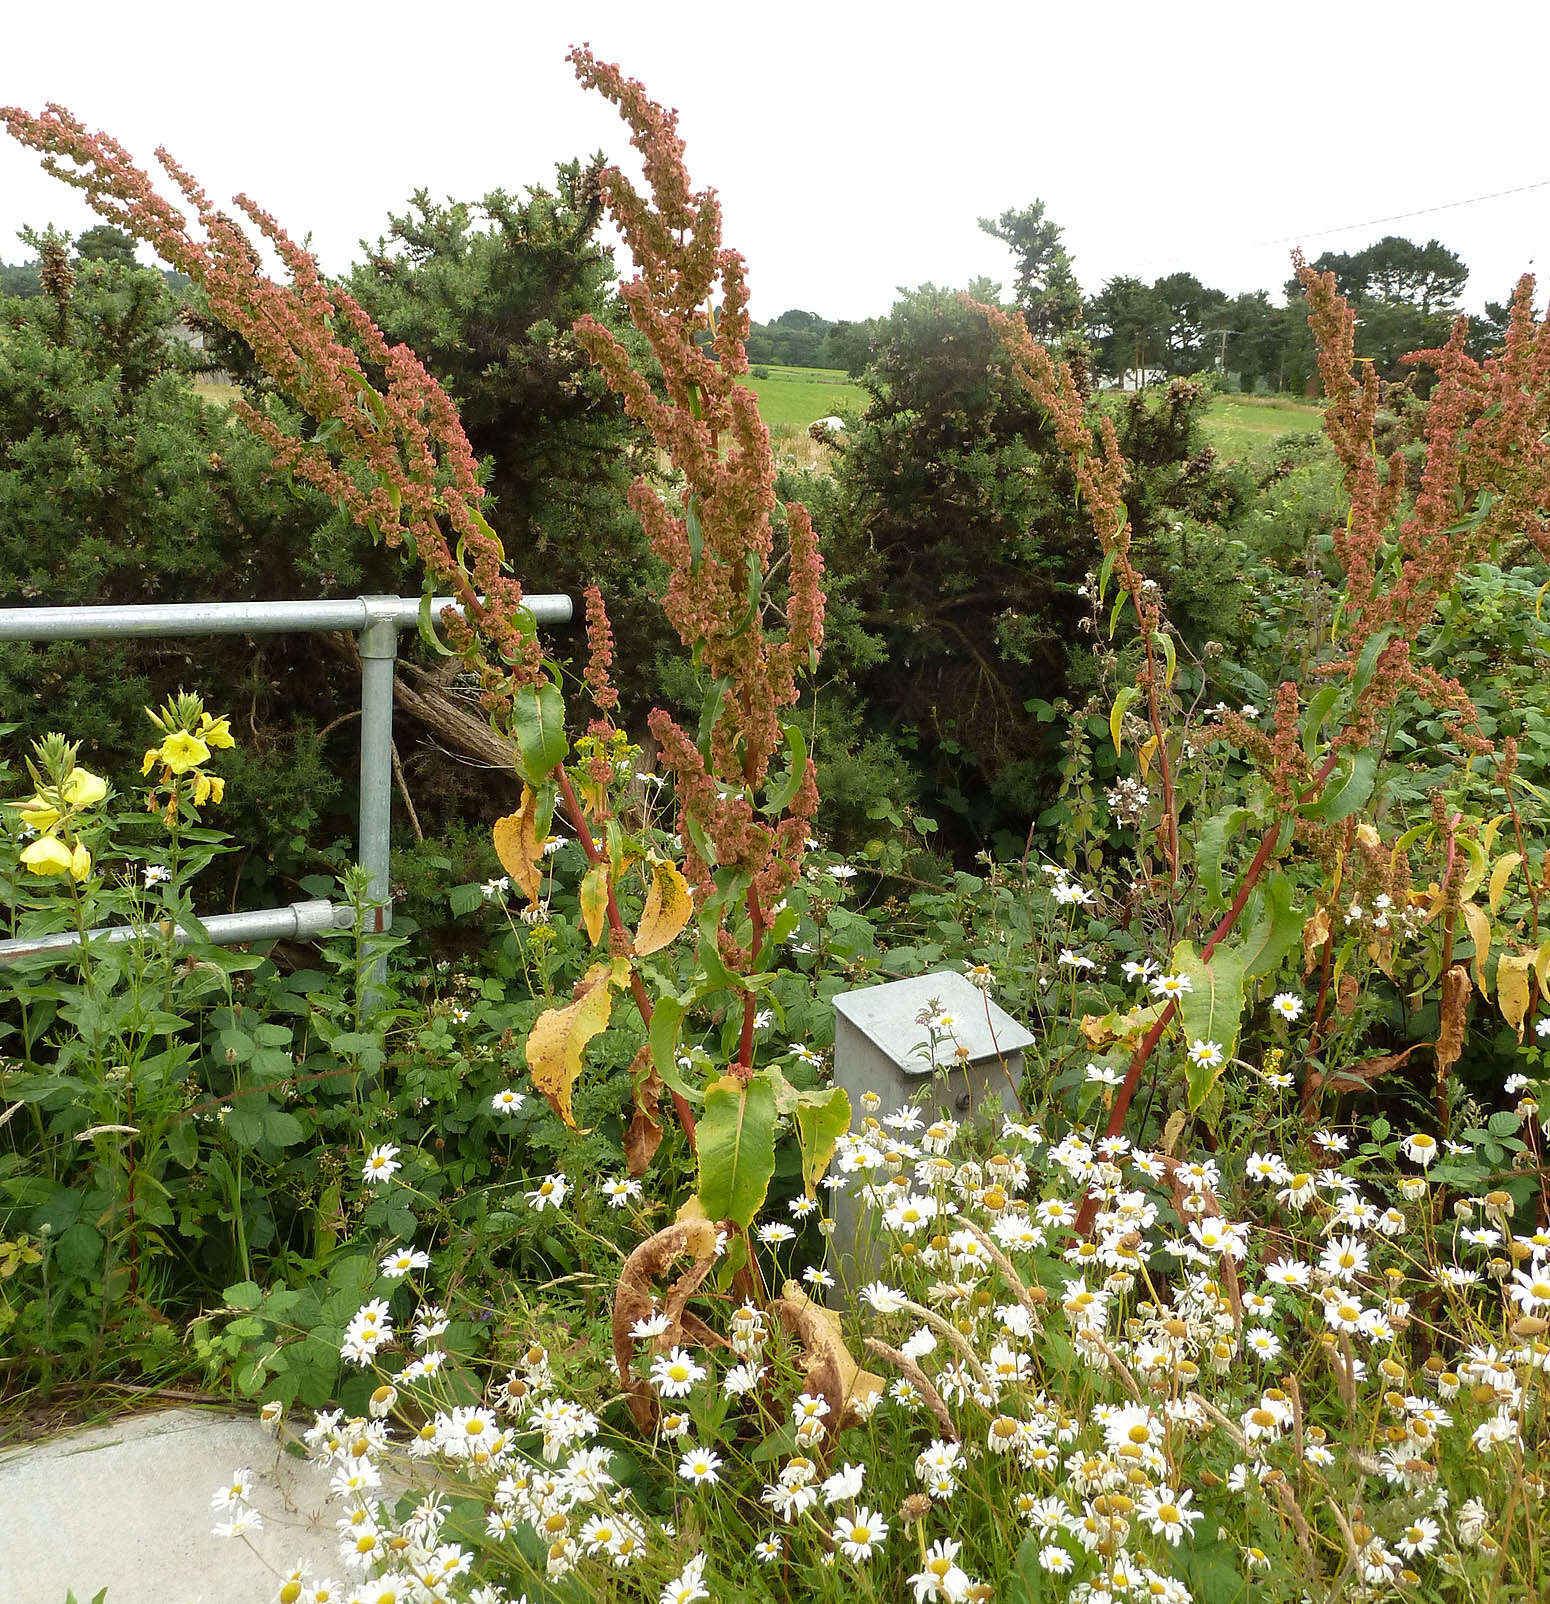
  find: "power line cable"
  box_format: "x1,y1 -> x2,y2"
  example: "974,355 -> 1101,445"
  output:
1243,177 -> 1550,250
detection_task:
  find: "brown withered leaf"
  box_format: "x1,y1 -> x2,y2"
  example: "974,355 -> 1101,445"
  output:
624,1046 -> 664,1178
1304,1046 -> 1420,1100
768,1282 -> 885,1427
1435,963 -> 1470,1082
1336,974 -> 1359,1016
1302,906 -> 1331,975
612,1219 -> 720,1431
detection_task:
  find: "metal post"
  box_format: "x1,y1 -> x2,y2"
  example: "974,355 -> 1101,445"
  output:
357,598 -> 400,1007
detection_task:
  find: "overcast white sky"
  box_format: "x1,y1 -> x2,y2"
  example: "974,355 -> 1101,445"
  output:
3,0 -> 1546,321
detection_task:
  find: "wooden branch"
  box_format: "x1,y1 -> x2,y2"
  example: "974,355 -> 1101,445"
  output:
320,632 -> 519,778
391,741 -> 423,841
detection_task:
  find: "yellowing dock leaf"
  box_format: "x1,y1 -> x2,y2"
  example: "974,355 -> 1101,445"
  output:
525,962 -> 614,1128
634,858 -> 693,956
493,786 -> 546,904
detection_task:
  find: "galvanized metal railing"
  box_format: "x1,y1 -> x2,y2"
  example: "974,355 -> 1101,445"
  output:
0,593 -> 573,992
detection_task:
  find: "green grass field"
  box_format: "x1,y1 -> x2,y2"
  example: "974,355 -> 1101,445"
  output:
195,362 -> 1320,467
736,363 -> 866,431
1200,393 -> 1324,460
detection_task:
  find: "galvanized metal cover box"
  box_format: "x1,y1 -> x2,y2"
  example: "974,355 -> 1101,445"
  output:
826,970 -> 1034,1292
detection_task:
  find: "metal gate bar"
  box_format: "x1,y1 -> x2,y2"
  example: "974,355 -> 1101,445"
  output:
0,593 -> 572,999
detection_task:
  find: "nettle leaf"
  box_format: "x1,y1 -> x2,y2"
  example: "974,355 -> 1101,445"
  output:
696,1069 -> 777,1229
524,963 -> 614,1129
1171,938 -> 1248,1111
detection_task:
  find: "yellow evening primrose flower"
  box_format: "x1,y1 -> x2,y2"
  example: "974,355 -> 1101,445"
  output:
192,771 -> 226,807
198,714 -> 235,749
17,796 -> 61,832
62,768 -> 108,807
155,731 -> 211,775
20,835 -> 75,876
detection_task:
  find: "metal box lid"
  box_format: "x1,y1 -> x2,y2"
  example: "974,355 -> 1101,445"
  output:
832,969 -> 1034,1076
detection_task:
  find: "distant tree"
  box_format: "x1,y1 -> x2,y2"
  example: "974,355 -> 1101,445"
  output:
1087,275 -> 1169,383
1152,271 -> 1228,374
1314,235 -> 1468,316
74,223 -> 139,269
826,317 -> 879,376
1287,235 -> 1469,384
0,256 -> 39,296
1219,290 -> 1276,391
978,199 -> 1084,340
746,307 -> 840,368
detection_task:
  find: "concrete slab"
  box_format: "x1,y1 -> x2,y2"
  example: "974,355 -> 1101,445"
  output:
0,1407 -> 339,1604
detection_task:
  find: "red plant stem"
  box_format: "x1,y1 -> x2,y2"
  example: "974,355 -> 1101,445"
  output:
1074,748 -> 1341,1234
552,764 -> 698,1151
733,884 -> 767,1081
